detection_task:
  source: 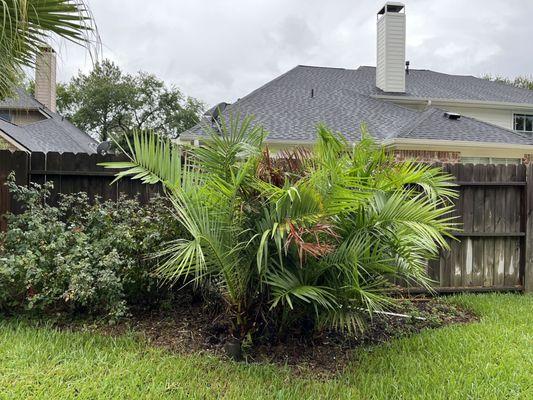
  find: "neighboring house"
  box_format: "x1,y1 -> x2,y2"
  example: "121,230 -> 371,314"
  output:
0,48 -> 97,154
182,2 -> 533,165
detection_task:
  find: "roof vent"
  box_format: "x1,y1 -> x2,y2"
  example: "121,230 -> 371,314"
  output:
444,112 -> 461,120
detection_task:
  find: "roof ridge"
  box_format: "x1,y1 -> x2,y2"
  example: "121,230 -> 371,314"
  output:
395,107 -> 438,139
297,64 -> 352,71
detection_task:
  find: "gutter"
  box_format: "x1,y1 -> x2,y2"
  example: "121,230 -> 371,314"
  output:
382,137 -> 533,151
372,95 -> 533,111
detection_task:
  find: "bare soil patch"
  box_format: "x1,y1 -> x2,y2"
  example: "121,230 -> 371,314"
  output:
79,296 -> 477,375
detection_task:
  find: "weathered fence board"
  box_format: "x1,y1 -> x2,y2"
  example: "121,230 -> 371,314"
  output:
429,163 -> 530,292
0,151 -> 161,228
1,150 -> 533,292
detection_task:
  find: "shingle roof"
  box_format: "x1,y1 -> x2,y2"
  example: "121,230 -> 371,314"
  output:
0,89 -> 98,153
184,65 -> 533,146
0,116 -> 97,153
358,66 -> 533,103
397,108 -> 533,144
0,88 -> 42,110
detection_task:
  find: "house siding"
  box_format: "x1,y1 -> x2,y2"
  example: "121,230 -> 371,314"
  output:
436,106 -> 514,130
390,101 -> 533,131
11,110 -> 46,126
0,136 -> 16,151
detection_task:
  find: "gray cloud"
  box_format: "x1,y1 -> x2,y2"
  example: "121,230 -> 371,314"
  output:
57,0 -> 533,107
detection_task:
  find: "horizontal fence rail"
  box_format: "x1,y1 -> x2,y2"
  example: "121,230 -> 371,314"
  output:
425,163 -> 533,293
0,151 -> 532,292
0,150 -> 162,231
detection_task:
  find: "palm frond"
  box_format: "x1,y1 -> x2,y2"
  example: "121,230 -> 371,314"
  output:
266,268 -> 338,311
0,0 -> 98,98
100,130 -> 184,189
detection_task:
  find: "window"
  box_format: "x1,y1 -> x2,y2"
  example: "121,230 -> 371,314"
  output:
514,113 -> 533,132
0,111 -> 11,122
460,156 -> 521,165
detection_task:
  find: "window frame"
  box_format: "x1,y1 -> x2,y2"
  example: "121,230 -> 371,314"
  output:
0,110 -> 12,122
513,113 -> 533,133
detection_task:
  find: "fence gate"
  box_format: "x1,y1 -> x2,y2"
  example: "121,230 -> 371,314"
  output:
427,163 -> 532,292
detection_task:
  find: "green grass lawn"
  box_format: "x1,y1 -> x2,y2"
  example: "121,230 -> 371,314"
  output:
0,294 -> 531,399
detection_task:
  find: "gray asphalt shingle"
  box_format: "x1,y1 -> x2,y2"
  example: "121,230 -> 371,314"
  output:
184,65 -> 533,146
0,89 -> 97,153
0,88 -> 42,110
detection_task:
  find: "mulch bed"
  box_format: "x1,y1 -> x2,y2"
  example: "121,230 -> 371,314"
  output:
75,296 -> 478,375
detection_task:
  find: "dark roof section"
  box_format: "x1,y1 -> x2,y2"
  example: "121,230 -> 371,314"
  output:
185,65 -> 533,145
0,116 -> 98,153
398,108 -> 533,144
358,66 -> 533,103
0,88 -> 42,110
0,89 -> 98,153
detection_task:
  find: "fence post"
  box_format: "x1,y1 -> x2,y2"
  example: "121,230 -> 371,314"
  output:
524,163 -> 533,293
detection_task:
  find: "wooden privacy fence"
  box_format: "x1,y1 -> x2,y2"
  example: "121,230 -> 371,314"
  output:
0,150 -> 161,231
427,163 -> 533,293
0,151 -> 532,293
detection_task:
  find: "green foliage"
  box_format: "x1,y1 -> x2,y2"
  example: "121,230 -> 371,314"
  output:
57,59 -> 204,141
104,116 -> 457,337
0,176 -> 183,320
482,74 -> 533,90
0,0 -> 95,99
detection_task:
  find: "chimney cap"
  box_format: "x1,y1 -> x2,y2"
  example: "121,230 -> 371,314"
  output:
378,2 -> 405,15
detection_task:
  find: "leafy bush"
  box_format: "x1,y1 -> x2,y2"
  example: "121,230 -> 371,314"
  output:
0,176 -> 183,320
105,117 -> 458,339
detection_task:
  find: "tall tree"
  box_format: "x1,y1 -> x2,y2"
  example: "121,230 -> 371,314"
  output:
58,60 -> 204,141
0,0 -> 95,99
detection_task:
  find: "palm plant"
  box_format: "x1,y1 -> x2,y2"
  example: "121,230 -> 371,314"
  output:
0,0 -> 96,99
103,116 -> 457,338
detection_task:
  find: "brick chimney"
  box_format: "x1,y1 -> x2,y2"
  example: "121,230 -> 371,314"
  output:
376,2 -> 406,93
35,47 -> 57,112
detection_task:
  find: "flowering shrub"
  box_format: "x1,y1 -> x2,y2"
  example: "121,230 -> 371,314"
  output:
0,175 -> 183,320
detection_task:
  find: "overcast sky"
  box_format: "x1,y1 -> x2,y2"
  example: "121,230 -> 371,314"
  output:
57,0 -> 533,107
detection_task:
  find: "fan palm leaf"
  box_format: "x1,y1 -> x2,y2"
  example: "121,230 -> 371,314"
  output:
0,0 -> 97,99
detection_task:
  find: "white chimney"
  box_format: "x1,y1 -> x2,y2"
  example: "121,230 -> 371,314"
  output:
35,47 -> 57,112
376,2 -> 406,93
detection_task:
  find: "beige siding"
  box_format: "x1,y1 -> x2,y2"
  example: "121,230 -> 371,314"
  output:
376,11 -> 406,93
0,136 -> 16,150
388,100 -> 533,130
437,106 -> 514,129
11,110 -> 46,126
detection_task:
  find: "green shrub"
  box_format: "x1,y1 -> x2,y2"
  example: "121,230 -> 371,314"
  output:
0,176 -> 183,320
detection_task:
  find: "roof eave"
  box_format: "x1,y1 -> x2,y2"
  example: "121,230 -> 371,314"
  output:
383,137 -> 533,151
0,129 -> 30,152
373,95 -> 533,110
